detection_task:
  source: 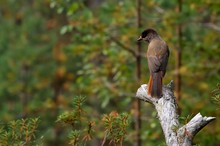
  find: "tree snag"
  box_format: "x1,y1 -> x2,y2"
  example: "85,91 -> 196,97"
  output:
135,81 -> 216,146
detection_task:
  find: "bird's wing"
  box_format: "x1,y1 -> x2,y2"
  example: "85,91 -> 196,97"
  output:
147,40 -> 169,75
147,55 -> 161,73
160,47 -> 169,76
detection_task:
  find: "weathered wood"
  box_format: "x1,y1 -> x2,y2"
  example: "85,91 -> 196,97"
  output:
177,113 -> 215,146
135,81 -> 216,146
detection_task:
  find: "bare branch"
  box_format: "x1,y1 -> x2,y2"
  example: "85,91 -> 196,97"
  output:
203,23 -> 220,31
108,35 -> 137,57
177,113 -> 216,145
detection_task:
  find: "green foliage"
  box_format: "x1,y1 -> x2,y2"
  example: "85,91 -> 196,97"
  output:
57,96 -> 130,146
57,96 -> 93,145
57,96 -> 86,126
102,112 -> 129,145
211,84 -> 220,109
68,130 -> 81,145
0,118 -> 39,146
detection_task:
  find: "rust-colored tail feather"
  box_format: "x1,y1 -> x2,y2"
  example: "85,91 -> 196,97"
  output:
147,75 -> 152,95
148,72 -> 162,98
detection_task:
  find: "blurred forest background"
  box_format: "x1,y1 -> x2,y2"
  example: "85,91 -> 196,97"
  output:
0,0 -> 220,145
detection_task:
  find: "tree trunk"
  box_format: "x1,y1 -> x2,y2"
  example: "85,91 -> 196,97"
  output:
135,81 -> 215,146
134,0 -> 142,146
175,0 -> 182,103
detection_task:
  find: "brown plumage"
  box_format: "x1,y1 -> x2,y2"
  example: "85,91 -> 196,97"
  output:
138,28 -> 169,98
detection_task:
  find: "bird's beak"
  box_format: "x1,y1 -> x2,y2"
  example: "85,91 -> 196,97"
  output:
137,36 -> 142,41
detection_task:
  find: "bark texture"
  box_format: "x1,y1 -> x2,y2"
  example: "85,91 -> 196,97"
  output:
135,81 -> 215,146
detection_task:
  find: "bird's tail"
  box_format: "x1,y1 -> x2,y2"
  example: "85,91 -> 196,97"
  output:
148,72 -> 163,98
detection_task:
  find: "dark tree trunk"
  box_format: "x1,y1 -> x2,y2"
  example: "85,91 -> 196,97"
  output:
175,0 -> 182,103
134,0 -> 142,146
20,63 -> 30,118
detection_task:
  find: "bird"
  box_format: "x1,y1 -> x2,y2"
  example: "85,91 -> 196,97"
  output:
137,28 -> 169,98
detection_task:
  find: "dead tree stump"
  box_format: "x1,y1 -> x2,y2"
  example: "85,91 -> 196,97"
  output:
135,81 -> 215,146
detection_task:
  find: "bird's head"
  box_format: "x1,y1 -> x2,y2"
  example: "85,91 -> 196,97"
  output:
137,28 -> 158,43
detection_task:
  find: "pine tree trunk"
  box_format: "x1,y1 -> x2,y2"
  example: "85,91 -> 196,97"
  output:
134,0 -> 142,146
